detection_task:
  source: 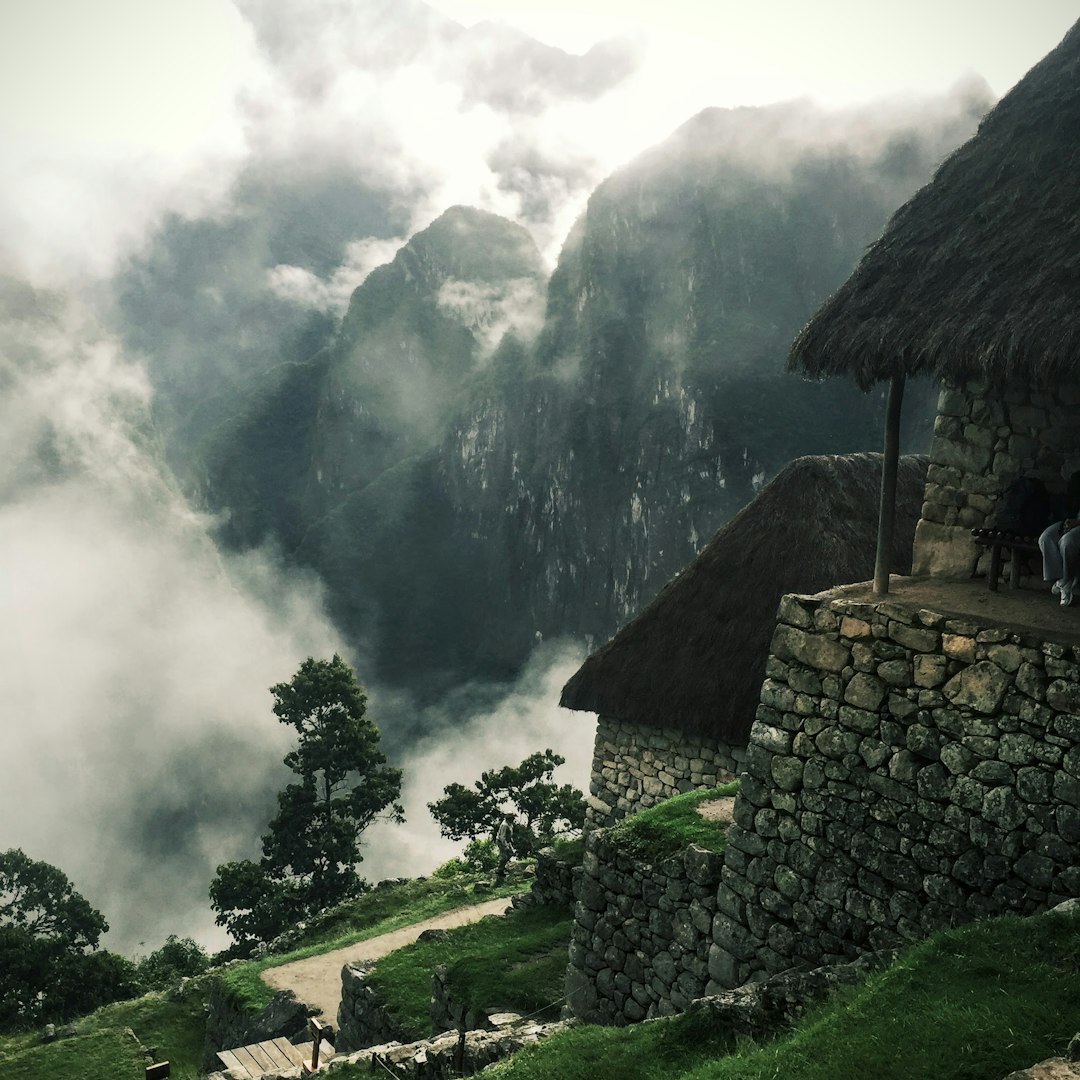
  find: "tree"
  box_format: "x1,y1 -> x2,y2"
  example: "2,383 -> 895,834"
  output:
135,934 -> 210,991
0,849 -> 136,1028
210,655 -> 404,950
428,749 -> 585,855
0,848 -> 107,949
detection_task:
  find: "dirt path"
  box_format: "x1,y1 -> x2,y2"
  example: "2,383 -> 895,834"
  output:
260,897 -> 513,1023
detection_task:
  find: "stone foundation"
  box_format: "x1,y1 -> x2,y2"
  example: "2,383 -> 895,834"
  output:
587,716 -> 742,826
712,589 -> 1080,987
914,380 -> 1080,578
565,830 -> 723,1024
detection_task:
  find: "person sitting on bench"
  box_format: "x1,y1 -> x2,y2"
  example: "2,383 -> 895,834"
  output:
1039,516 -> 1080,607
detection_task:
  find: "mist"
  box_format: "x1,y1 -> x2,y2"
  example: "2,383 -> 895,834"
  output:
0,287 -> 344,953
360,641 -> 594,883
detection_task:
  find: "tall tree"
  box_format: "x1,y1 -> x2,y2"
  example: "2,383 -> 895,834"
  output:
0,849 -> 137,1028
211,656 -> 404,950
429,749 -> 585,855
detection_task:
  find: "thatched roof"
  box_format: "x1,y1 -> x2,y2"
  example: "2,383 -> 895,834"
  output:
788,19 -> 1080,390
560,453 -> 928,741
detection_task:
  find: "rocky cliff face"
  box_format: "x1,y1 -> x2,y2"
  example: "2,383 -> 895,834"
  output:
433,101 -> 985,669
203,97 -> 989,698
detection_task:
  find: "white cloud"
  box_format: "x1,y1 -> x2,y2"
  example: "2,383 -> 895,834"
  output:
359,642 -> 595,882
0,295 -> 343,952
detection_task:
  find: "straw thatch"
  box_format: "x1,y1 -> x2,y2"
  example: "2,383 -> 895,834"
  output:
788,19 -> 1080,390
560,453 -> 928,740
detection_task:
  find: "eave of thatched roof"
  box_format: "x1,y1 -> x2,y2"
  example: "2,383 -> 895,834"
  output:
788,19 -> 1080,390
560,453 -> 928,741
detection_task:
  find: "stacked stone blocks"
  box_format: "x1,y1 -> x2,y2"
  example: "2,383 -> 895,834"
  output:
565,830 -> 723,1024
588,716 -> 741,826
914,380 -> 1080,577
712,590 -> 1080,988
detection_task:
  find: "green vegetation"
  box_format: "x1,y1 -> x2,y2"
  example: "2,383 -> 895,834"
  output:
483,907 -> 1080,1080
135,935 -> 210,991
366,904 -> 572,1040
217,868 -> 530,1016
606,782 -> 738,863
0,985 -> 209,1080
210,655 -> 404,952
428,749 -> 586,855
0,849 -> 140,1029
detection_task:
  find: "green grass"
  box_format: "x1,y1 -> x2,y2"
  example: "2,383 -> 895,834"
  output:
551,835 -> 585,866
0,987 -> 209,1080
606,782 -> 738,862
482,906 -> 1080,1080
218,868 -> 529,1016
365,903 -> 572,1041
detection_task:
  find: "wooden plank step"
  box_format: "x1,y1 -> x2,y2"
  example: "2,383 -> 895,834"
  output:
257,1040 -> 295,1071
244,1043 -> 277,1073
215,1048 -> 253,1078
271,1038 -> 306,1067
232,1047 -> 265,1076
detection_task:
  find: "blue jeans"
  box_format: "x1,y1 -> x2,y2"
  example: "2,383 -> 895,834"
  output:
1039,521 -> 1080,587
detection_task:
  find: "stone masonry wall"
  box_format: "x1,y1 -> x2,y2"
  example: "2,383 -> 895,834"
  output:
711,589 -> 1080,988
565,830 -> 723,1024
914,380 -> 1080,578
587,716 -> 743,826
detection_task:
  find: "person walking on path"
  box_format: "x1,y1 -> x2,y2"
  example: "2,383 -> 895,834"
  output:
494,813 -> 515,884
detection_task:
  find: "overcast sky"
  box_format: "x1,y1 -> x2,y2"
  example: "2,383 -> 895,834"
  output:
0,0 -> 1075,284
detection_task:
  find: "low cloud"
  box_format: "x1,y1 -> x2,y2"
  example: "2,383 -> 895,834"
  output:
267,236 -> 408,313
359,641 -> 595,882
0,290 -> 342,953
436,275 -> 547,357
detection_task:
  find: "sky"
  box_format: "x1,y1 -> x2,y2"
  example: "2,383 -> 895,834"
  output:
0,0 -> 1077,954
0,1 -> 1076,285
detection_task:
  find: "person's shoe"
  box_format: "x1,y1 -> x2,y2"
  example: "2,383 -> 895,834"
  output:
1061,585 -> 1074,607
1053,581 -> 1063,596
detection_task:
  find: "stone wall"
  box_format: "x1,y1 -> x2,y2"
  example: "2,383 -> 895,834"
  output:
565,830 -> 724,1024
711,590 -> 1080,988
914,380 -> 1080,578
337,961 -> 408,1053
587,715 -> 742,826
202,977 -> 312,1071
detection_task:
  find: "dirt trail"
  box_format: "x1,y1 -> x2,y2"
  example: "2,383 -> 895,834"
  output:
260,897 -> 513,1024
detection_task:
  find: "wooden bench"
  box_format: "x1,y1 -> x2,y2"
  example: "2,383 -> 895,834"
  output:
971,528 -> 1041,591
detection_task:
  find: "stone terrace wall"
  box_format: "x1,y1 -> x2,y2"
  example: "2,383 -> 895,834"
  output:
914,380 -> 1080,578
565,830 -> 723,1024
587,716 -> 742,827
712,591 -> 1080,988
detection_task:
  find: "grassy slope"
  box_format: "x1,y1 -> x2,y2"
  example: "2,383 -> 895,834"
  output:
483,907 -> 1080,1080
219,868 -> 529,1015
605,782 -> 738,861
0,989 -> 209,1080
366,903 -> 573,1040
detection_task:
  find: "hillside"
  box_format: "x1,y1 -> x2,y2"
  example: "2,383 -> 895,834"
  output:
193,94 -> 989,701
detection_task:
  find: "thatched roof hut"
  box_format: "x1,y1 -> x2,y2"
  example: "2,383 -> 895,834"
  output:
560,453 -> 928,741
788,18 -> 1080,390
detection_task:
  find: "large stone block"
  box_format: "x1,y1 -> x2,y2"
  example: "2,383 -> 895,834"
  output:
911,520 -> 980,578
943,661 -> 1011,714
771,624 -> 851,674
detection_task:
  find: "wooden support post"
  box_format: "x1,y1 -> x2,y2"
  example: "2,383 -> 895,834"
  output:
874,373 -> 906,596
303,1017 -> 334,1074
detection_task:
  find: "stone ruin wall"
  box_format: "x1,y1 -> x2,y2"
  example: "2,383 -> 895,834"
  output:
566,589 -> 1080,1022
710,591 -> 1080,988
914,380 -> 1080,578
565,831 -> 724,1024
587,716 -> 743,827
